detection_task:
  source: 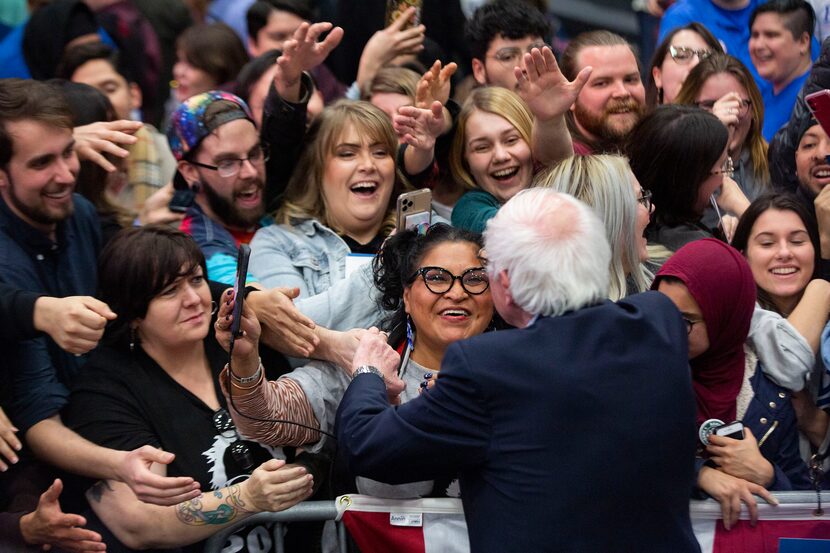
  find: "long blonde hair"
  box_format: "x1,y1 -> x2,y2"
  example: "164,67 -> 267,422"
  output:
535,154 -> 652,300
277,100 -> 409,237
450,86 -> 533,190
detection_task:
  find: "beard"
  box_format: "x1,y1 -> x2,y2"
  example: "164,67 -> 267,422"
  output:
573,98 -> 645,146
5,174 -> 74,228
201,178 -> 265,230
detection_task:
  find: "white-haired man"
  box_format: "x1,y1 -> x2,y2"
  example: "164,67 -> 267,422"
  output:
336,189 -> 700,553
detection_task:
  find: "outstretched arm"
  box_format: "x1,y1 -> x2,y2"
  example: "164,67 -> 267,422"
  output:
26,415 -> 201,506
516,47 -> 591,167
19,479 -> 105,552
275,21 -> 344,103
87,459 -> 312,550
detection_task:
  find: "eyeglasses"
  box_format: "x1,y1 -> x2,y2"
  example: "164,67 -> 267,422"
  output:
696,97 -> 753,118
189,144 -> 270,178
212,408 -> 255,472
637,189 -> 653,211
682,316 -> 703,335
489,42 -> 550,67
709,156 -> 734,179
669,45 -> 714,65
410,266 -> 490,295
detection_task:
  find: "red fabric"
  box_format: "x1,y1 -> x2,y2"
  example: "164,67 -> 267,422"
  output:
654,238 -> 756,426
343,511 -> 426,553
228,227 -> 255,248
713,519 -> 830,552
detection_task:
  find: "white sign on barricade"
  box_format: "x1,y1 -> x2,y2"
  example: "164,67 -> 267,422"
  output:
336,494 -> 830,553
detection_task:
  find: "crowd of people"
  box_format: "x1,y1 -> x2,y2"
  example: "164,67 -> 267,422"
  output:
2,0 -> 830,551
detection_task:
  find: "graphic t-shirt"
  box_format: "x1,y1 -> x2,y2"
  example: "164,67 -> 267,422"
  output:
66,335 -> 290,553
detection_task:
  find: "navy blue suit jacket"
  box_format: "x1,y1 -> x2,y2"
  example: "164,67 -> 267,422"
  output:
336,291 -> 701,553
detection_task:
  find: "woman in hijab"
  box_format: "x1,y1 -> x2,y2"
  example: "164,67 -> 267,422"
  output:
653,239 -> 810,529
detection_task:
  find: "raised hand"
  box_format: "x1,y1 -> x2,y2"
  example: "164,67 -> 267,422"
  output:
516,47 -> 592,121
394,101 -> 445,151
416,60 -> 457,109
710,92 -> 744,129
356,8 -> 425,90
73,120 -> 141,172
275,21 -> 344,100
215,289 -> 262,378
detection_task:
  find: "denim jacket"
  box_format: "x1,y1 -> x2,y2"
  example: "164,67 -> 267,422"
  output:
249,218 -> 349,297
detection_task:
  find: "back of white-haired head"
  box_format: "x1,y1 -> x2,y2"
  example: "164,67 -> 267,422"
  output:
484,189 -> 611,317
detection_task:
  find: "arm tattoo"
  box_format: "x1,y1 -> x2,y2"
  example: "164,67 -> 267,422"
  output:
175,484 -> 253,526
87,481 -> 115,503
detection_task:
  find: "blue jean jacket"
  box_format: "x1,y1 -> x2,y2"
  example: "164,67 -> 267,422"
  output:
695,362 -> 811,494
249,218 -> 349,297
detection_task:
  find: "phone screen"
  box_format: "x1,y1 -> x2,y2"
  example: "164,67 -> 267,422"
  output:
230,244 -> 251,348
714,422 -> 745,440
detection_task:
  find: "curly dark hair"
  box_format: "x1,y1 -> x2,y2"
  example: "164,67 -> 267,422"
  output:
465,0 -> 551,62
372,223 -> 488,341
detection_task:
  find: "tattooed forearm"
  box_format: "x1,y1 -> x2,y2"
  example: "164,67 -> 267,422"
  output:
87,480 -> 115,503
175,484 -> 253,526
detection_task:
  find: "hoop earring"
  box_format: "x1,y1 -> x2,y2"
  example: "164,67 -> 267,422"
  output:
211,300 -> 218,316
406,315 -> 415,351
129,327 -> 136,352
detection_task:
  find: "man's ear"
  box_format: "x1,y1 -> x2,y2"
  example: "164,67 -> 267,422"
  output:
798,32 -> 811,55
652,65 -> 663,90
0,167 -> 9,192
177,160 -> 200,191
498,269 -> 514,307
248,36 -> 261,58
128,82 -> 143,112
471,58 -> 487,86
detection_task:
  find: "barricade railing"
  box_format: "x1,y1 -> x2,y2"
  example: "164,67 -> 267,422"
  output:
202,492 -> 830,553
202,500 -> 347,553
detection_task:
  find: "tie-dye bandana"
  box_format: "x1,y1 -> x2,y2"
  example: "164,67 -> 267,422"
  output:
167,90 -> 254,161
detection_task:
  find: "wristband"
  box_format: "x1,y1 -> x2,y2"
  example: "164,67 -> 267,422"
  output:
229,358 -> 263,385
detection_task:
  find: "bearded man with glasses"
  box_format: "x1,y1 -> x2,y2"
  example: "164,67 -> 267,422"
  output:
168,91 -> 271,285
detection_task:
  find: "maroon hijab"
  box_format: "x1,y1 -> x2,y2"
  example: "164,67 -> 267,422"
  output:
653,239 -> 756,426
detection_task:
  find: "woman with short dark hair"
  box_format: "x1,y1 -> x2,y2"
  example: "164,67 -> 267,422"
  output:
64,226 -> 314,552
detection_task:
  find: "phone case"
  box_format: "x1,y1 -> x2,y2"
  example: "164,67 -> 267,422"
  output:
396,189 -> 432,231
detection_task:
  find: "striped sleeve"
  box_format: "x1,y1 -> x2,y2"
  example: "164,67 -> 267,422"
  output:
219,367 -> 322,447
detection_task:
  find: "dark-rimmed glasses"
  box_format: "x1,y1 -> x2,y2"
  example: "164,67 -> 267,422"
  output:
189,144 -> 270,178
489,42 -> 550,67
669,45 -> 713,65
682,316 -> 702,335
637,189 -> 653,211
212,408 -> 255,471
410,266 -> 490,295
696,97 -> 752,118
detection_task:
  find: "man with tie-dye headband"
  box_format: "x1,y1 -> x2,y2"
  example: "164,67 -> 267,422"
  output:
168,90 -> 272,285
